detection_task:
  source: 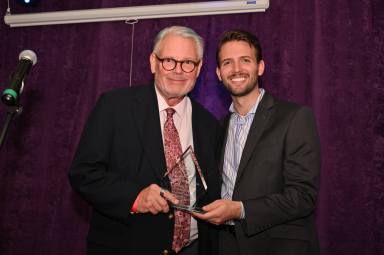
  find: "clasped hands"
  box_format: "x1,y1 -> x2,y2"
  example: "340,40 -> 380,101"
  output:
135,184 -> 242,225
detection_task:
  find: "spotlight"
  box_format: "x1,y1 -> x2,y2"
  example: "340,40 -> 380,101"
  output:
17,0 -> 40,7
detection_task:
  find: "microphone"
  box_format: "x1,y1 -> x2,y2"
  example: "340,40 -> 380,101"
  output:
1,50 -> 37,106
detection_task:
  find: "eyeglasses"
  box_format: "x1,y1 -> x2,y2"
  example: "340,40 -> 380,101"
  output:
155,54 -> 200,73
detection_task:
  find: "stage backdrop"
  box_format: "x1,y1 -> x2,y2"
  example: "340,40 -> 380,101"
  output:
0,0 -> 383,254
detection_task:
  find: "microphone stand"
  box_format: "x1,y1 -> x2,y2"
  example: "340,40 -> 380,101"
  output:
0,104 -> 23,151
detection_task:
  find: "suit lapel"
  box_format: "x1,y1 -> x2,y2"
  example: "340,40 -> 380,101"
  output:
132,85 -> 167,180
191,100 -> 215,201
191,100 -> 207,178
234,93 -> 275,184
219,114 -> 231,177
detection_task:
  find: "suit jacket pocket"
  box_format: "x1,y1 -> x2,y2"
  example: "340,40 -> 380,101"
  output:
267,223 -> 309,241
87,213 -> 130,248
87,227 -> 126,249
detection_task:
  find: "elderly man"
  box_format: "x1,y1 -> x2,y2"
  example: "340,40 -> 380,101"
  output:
69,26 -> 220,255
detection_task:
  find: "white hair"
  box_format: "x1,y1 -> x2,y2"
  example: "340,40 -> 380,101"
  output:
153,26 -> 204,60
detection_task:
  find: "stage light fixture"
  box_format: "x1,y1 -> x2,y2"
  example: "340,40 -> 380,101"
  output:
17,0 -> 40,7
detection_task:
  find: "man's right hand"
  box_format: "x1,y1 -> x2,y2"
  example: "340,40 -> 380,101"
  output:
136,184 -> 178,214
192,199 -> 242,225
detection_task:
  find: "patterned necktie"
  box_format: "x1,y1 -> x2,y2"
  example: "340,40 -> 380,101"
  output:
163,108 -> 191,253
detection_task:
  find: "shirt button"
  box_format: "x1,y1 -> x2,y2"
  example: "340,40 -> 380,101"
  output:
168,213 -> 174,220
163,249 -> 169,255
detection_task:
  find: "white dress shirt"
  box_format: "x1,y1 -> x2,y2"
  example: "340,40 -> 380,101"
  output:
155,85 -> 198,242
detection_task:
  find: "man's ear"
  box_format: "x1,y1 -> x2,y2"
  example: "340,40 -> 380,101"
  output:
195,60 -> 203,77
149,53 -> 156,74
258,60 -> 265,76
216,67 -> 222,81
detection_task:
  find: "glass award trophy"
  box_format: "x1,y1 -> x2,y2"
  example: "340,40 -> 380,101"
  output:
161,145 -> 207,214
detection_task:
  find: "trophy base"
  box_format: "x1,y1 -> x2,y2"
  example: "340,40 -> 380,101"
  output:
172,204 -> 206,214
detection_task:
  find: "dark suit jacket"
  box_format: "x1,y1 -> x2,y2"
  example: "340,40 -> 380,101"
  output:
221,93 -> 321,255
69,85 -> 220,255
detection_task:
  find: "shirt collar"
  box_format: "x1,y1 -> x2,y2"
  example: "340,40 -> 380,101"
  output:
155,84 -> 188,117
229,88 -> 265,116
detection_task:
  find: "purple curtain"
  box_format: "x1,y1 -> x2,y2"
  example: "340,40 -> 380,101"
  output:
0,0 -> 383,254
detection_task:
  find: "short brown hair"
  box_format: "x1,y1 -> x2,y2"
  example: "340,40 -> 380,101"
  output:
216,29 -> 263,66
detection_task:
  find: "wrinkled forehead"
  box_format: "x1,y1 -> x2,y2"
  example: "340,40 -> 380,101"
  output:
157,34 -> 199,59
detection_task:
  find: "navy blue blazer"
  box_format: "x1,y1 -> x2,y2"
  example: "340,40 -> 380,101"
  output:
69,84 -> 220,255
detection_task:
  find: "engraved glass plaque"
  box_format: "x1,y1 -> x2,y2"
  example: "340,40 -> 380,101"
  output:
161,145 -> 207,214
